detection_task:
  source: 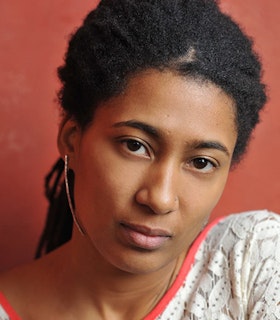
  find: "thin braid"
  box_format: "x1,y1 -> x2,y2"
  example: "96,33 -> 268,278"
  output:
35,158 -> 73,258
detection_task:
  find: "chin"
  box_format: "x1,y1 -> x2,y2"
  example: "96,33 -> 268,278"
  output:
105,249 -> 177,276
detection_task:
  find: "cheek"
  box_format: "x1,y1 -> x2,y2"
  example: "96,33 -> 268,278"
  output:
73,144 -> 141,222
174,177 -> 228,253
203,175 -> 229,210
180,171 -> 230,221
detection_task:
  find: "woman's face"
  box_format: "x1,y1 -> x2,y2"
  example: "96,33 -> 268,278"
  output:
64,70 -> 237,274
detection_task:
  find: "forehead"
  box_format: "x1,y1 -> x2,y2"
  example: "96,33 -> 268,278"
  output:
94,69 -> 237,149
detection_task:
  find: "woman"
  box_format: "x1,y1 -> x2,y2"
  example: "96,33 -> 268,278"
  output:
0,0 -> 279,319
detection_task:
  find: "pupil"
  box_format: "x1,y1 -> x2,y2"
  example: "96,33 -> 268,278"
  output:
194,158 -> 207,169
127,140 -> 141,151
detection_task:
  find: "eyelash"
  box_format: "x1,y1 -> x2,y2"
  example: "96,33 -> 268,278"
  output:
118,138 -> 219,173
188,157 -> 218,173
120,138 -> 151,158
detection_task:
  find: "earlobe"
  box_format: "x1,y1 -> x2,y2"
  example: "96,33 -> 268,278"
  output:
57,118 -> 81,162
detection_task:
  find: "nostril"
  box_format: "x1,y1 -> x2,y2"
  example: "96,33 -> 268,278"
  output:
161,208 -> 174,215
135,188 -> 179,215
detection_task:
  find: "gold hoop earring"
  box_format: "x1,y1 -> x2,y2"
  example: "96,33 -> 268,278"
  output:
64,155 -> 85,235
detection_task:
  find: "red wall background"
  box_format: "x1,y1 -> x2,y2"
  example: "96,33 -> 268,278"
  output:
0,0 -> 279,272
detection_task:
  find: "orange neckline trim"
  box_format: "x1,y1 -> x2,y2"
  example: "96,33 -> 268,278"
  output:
0,217 -> 224,320
0,292 -> 22,320
143,216 -> 224,320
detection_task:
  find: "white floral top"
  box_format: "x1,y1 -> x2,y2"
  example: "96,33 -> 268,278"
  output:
144,210 -> 280,319
1,210 -> 280,320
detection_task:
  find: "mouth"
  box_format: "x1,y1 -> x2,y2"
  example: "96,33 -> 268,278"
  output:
119,222 -> 172,250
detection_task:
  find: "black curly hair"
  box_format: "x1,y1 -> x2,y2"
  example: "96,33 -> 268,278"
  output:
35,0 -> 266,257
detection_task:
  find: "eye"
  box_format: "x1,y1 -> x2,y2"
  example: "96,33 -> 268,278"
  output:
121,139 -> 150,158
190,157 -> 217,173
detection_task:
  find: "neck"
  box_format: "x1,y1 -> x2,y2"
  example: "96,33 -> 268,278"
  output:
55,232 -> 185,319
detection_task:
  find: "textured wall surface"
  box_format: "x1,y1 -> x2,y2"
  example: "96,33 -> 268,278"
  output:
0,0 -> 279,271
213,0 -> 280,219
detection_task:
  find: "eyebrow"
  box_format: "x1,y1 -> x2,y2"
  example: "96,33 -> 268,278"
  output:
192,140 -> 230,157
113,120 -> 159,138
113,120 -> 230,157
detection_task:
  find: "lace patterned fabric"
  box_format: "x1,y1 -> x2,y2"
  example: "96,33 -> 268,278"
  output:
1,210 -> 279,319
0,292 -> 16,320
152,210 -> 280,320
0,304 -> 10,320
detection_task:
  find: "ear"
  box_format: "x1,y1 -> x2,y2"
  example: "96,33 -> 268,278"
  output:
57,118 -> 81,169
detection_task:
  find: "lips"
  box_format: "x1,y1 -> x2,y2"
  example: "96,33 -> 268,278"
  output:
119,222 -> 172,250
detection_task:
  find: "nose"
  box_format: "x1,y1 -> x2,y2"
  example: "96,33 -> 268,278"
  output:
135,162 -> 179,215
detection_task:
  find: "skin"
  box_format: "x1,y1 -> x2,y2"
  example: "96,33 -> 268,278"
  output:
63,69 -> 237,273
0,69 -> 237,319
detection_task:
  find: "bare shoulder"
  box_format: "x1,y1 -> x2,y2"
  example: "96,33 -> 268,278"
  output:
0,260 -> 44,318
0,260 -> 39,295
0,245 -> 70,319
